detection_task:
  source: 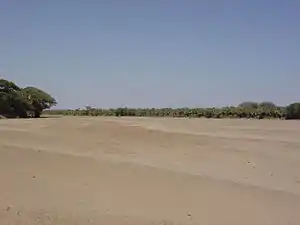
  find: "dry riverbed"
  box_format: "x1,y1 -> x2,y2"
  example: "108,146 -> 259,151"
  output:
1,117 -> 300,225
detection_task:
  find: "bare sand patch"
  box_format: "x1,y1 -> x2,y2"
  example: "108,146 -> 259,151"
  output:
1,117 -> 300,224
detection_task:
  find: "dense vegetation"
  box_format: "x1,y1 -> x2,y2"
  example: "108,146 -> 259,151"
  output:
0,79 -> 57,118
45,102 -> 300,120
1,78 -> 299,120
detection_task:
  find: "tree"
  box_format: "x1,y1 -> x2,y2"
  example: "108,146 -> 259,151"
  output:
259,102 -> 277,109
1,78 -> 57,118
0,79 -> 22,92
238,101 -> 259,109
286,103 -> 300,120
0,79 -> 31,118
22,87 -> 57,118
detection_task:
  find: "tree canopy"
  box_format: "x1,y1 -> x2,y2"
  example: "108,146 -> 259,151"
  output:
0,79 -> 57,118
286,103 -> 300,120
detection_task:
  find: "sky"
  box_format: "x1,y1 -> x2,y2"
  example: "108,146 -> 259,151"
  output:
0,0 -> 299,109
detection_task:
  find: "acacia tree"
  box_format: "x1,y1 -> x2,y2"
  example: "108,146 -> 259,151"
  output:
0,79 -> 57,118
0,79 -> 31,117
22,87 -> 57,118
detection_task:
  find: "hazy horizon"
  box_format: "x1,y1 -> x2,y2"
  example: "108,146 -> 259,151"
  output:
1,1 -> 299,109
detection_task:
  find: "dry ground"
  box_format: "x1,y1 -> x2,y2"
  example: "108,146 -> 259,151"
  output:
1,116 -> 300,225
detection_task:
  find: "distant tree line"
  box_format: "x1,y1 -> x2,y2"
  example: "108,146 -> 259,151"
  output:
46,101 -> 300,120
2,78 -> 299,120
0,79 -> 57,118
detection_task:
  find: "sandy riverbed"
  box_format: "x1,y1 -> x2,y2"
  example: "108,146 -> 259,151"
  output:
1,117 -> 300,225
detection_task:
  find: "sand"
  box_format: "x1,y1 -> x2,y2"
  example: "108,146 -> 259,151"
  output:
0,116 -> 300,225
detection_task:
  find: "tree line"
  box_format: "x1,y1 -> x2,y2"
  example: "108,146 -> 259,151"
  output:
46,102 -> 300,120
0,79 -> 57,118
1,78 -> 299,120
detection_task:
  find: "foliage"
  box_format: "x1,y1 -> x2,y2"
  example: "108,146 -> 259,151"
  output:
238,101 -> 259,109
22,87 -> 57,117
0,79 -> 57,118
0,79 -> 22,92
2,78 -> 298,120
259,101 -> 277,109
0,79 -> 30,117
286,103 -> 300,120
45,103 -> 289,120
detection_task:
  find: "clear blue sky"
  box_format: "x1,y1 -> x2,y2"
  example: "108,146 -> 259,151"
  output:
1,0 -> 299,108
